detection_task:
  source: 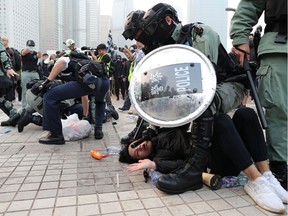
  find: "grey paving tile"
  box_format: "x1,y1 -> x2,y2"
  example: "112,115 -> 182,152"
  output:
77,173 -> 94,180
32,197 -> 55,209
45,169 -> 61,175
57,187 -> 77,197
14,190 -> 37,200
0,192 -> 16,202
78,204 -> 99,216
59,180 -> 77,188
36,189 -> 58,198
118,191 -> 138,200
179,191 -> 203,203
147,207 -> 172,216
4,177 -> 25,184
161,195 -> 184,206
207,199 -> 233,211
117,183 -> 134,192
237,206 -> 266,216
19,161 -> 35,166
125,210 -> 149,216
0,184 -> 21,193
9,171 -> 28,178
5,211 -> 29,216
197,190 -> 221,201
77,179 -> 95,187
94,177 -> 112,185
54,206 -> 76,216
142,197 -> 165,209
136,189 -> 158,199
198,212 -> 220,216
121,199 -> 144,211
7,199 -> 33,211
42,174 -> 60,182
96,184 -> 116,193
40,181 -> 59,190
0,172 -> 11,179
78,194 -> 98,205
99,192 -> 118,202
29,208 -> 54,216
19,182 -> 40,191
168,204 -> 194,216
28,170 -> 46,176
100,201 -> 122,214
224,196 -> 251,208
24,175 -> 43,183
31,165 -> 47,171
77,186 -> 96,195
14,166 -> 32,172
60,174 -> 77,181
0,202 -> 9,213
219,209 -> 244,216
62,168 -> 77,174
56,196 -> 77,207
215,188 -> 237,198
188,201 -> 214,214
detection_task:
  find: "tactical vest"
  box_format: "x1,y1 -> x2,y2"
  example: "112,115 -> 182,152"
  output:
97,53 -> 111,71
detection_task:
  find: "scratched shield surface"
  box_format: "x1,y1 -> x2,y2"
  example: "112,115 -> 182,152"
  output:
129,44 -> 217,127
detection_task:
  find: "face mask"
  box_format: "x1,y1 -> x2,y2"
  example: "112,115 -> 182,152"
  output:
27,46 -> 34,51
152,19 -> 176,45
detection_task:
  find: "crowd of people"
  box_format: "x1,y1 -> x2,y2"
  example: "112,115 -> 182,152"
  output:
0,0 -> 287,214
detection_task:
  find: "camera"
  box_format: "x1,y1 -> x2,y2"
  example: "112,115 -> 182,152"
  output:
118,45 -> 128,52
81,46 -> 98,56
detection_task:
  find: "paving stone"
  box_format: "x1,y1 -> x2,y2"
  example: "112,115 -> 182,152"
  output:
42,174 -> 60,182
32,197 -> 55,209
197,190 -> 221,201
99,192 -> 118,202
57,187 -> 77,197
36,189 -> 58,198
142,197 -> 165,209
215,188 -> 237,198
218,209 -> 244,216
0,202 -> 9,213
56,196 -> 77,207
147,207 -> 172,216
207,199 -> 233,211
179,191 -> 203,203
60,174 -> 77,181
9,171 -> 28,178
24,176 -> 43,183
7,199 -> 33,211
78,194 -> 98,205
224,196 -> 250,208
5,211 -> 29,216
0,192 -> 16,202
59,180 -> 77,188
100,201 -> 122,214
118,191 -> 138,200
14,191 -> 37,200
29,208 -> 54,216
168,204 -> 194,216
161,195 -> 184,206
54,206 -> 76,216
121,199 -> 144,211
0,184 -> 21,193
78,204 -> 99,216
136,189 -> 158,199
4,177 -> 25,184
40,181 -> 59,190
97,184 -> 116,193
19,182 -> 40,191
188,201 -> 214,214
125,210 -> 149,216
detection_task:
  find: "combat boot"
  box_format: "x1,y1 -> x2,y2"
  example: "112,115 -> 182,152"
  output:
18,109 -> 43,133
94,126 -> 104,139
156,110 -> 214,194
1,113 -> 21,127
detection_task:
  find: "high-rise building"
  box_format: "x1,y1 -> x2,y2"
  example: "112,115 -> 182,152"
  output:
111,0 -> 134,48
87,0 -> 100,47
99,15 -> 111,45
187,0 -> 229,49
0,0 -> 40,50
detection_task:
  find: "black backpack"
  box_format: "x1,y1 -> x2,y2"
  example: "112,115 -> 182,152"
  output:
10,48 -> 22,71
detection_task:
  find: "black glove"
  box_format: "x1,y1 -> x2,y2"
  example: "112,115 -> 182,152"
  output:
142,127 -> 158,141
31,79 -> 51,95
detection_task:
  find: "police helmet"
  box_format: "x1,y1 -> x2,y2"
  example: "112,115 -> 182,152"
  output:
142,3 -> 179,37
26,40 -> 35,47
122,10 -> 145,40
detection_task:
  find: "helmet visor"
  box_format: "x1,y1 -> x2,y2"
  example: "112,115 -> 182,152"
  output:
122,27 -> 136,40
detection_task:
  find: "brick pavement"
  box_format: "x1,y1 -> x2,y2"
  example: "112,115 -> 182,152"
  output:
0,99 -> 286,216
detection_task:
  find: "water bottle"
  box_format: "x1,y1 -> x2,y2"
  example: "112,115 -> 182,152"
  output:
221,175 -> 248,188
106,146 -> 122,155
148,169 -> 162,185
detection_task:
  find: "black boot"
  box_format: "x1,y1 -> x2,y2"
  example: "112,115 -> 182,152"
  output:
94,126 -> 103,139
1,113 -> 21,126
39,132 -> 65,145
270,161 -> 288,190
107,106 -> 119,120
18,109 -> 33,132
157,146 -> 208,194
120,117 -> 148,145
156,110 -> 214,194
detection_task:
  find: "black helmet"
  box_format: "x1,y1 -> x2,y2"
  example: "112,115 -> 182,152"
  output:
26,40 -> 35,47
143,3 -> 179,37
122,10 -> 145,40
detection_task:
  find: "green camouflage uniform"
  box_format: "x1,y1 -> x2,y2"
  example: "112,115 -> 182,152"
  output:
230,0 -> 288,162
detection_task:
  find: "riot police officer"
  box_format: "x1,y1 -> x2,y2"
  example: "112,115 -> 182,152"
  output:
123,3 -> 246,194
36,54 -> 109,144
0,41 -> 19,126
230,0 -> 287,190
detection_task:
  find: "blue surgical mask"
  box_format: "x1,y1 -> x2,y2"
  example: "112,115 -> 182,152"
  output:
27,46 -> 34,51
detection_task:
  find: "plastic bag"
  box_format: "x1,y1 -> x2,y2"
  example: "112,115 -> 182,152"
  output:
61,113 -> 92,141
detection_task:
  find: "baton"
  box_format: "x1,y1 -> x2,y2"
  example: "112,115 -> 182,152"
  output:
243,57 -> 267,129
131,118 -> 145,148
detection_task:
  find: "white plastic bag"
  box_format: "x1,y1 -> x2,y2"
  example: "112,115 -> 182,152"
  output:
61,113 -> 92,141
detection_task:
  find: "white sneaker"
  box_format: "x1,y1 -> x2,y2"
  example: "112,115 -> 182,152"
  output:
263,171 -> 288,204
244,176 -> 286,214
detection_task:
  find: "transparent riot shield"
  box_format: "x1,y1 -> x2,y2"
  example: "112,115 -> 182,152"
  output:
129,44 -> 216,127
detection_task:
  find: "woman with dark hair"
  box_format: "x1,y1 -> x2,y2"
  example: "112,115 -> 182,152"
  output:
119,107 -> 287,214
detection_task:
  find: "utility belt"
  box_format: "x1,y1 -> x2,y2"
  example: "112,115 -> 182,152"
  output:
265,22 -> 287,44
77,70 -> 107,91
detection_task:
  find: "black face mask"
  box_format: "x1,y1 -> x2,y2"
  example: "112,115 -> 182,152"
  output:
152,19 -> 176,45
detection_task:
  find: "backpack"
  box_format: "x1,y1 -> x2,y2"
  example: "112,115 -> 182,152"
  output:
10,48 -> 22,71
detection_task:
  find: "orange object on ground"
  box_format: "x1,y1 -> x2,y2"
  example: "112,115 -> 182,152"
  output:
90,149 -> 103,160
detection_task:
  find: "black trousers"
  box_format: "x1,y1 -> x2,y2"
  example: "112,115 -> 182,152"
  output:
209,107 -> 268,177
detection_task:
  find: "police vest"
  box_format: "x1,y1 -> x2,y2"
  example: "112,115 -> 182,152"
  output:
97,53 -> 111,71
128,61 -> 135,82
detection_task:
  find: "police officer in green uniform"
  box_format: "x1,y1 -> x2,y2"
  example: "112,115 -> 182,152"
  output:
230,0 -> 287,190
0,41 -> 19,126
123,3 -> 246,194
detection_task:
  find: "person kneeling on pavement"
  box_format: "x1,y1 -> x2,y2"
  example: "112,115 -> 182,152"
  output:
119,108 -> 287,214
33,56 -> 109,144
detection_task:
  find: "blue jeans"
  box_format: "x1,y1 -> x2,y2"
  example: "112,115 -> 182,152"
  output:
43,79 -> 109,135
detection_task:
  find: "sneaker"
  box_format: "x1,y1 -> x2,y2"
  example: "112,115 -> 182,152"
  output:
244,176 -> 285,214
263,171 -> 288,204
118,107 -> 129,111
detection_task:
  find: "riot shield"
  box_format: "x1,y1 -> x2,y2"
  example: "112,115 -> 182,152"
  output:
129,44 -> 216,127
